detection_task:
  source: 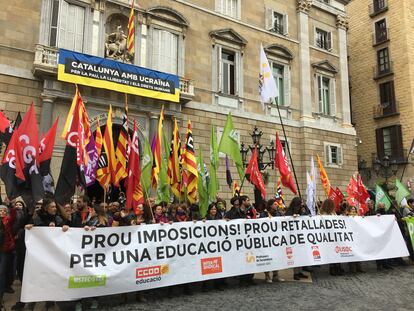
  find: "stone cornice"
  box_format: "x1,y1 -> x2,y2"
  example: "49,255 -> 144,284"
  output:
297,0 -> 313,14
336,14 -> 349,30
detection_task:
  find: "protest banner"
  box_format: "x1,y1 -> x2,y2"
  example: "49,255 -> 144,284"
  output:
405,217 -> 414,250
22,215 -> 408,302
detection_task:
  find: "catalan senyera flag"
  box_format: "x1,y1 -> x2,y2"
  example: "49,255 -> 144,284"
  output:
114,97 -> 129,187
127,0 -> 135,56
167,118 -> 182,198
95,118 -> 103,157
316,154 -> 330,196
97,106 -> 116,189
151,106 -> 164,190
61,86 -> 80,139
182,120 -> 198,204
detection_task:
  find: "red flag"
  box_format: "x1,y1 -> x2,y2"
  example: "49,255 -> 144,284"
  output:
38,118 -> 59,176
328,186 -> 344,212
2,130 -> 25,181
126,120 -> 144,213
346,176 -> 369,215
0,111 -> 10,133
245,147 -> 266,199
17,104 -> 39,167
274,133 -> 297,194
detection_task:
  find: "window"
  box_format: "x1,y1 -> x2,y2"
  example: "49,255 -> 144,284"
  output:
216,0 -> 239,19
379,81 -> 396,114
271,63 -> 284,105
373,0 -> 386,12
324,143 -> 343,166
315,28 -> 332,51
377,48 -> 390,74
49,0 -> 85,52
317,76 -> 332,115
272,12 -> 285,35
375,19 -> 387,43
376,125 -> 403,161
221,50 -> 236,95
152,29 -> 179,75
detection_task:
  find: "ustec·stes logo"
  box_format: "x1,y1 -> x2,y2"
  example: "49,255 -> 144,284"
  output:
335,246 -> 354,258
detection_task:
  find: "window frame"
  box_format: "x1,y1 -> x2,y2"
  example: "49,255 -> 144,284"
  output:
374,19 -> 387,44
379,80 -> 396,115
377,47 -> 390,74
315,28 -> 332,51
375,124 -> 403,162
215,0 -> 241,19
315,74 -> 336,117
323,142 -> 343,167
151,27 -> 180,75
48,0 -> 87,53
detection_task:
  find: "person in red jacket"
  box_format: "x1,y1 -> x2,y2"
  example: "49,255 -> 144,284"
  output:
0,204 -> 16,310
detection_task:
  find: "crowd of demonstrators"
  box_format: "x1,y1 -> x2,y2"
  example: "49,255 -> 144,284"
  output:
1,192 -> 414,311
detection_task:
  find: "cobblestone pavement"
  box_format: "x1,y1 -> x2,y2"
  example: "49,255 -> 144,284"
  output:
4,262 -> 414,311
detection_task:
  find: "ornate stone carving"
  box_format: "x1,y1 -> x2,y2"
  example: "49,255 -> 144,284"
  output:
297,0 -> 312,13
336,15 -> 349,30
105,25 -> 134,63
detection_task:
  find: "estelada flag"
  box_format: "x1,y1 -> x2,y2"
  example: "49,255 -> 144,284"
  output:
1,130 -> 25,199
167,118 -> 182,199
245,147 -> 266,199
126,120 -> 144,213
328,186 -> 344,212
275,133 -> 297,194
39,118 -> 59,176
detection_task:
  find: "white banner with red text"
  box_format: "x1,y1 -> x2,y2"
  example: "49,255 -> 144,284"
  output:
22,215 -> 408,302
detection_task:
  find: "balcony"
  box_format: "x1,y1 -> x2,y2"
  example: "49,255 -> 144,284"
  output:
369,0 -> 388,17
372,28 -> 390,46
373,61 -> 393,80
33,44 -> 195,100
373,101 -> 399,119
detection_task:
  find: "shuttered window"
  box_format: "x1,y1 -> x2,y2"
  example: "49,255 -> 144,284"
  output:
152,29 -> 178,75
50,0 -> 85,52
376,125 -> 403,161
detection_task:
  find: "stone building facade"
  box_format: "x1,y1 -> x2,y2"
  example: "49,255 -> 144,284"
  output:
0,0 -> 355,202
348,0 -> 414,189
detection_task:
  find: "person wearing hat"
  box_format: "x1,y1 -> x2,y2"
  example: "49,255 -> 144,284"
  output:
225,196 -> 244,220
0,203 -> 17,309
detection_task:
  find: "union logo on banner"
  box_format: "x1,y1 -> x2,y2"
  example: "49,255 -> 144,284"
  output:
201,257 -> 223,275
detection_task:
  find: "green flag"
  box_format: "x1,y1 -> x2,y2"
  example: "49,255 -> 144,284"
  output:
375,184 -> 392,211
218,112 -> 244,181
208,124 -> 219,201
395,179 -> 411,206
156,132 -> 171,204
141,137 -> 153,199
197,148 -> 209,218
404,217 -> 414,251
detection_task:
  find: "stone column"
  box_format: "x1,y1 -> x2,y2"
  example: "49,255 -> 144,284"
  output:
40,94 -> 56,134
337,15 -> 352,127
148,112 -> 159,142
297,0 -> 313,121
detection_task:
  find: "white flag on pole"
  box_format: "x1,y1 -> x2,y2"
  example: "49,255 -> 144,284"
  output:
259,44 -> 278,110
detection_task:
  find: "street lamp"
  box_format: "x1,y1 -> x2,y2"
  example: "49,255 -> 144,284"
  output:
372,155 -> 398,190
240,126 -> 275,170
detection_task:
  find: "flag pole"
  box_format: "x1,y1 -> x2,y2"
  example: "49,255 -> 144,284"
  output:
400,139 -> 414,181
141,179 -> 155,221
274,100 -> 302,198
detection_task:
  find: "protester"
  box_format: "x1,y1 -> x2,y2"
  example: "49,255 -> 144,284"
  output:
216,198 -> 227,219
154,204 -> 169,224
206,203 -> 222,220
0,203 -> 16,310
263,199 -> 285,283
286,197 -> 310,280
